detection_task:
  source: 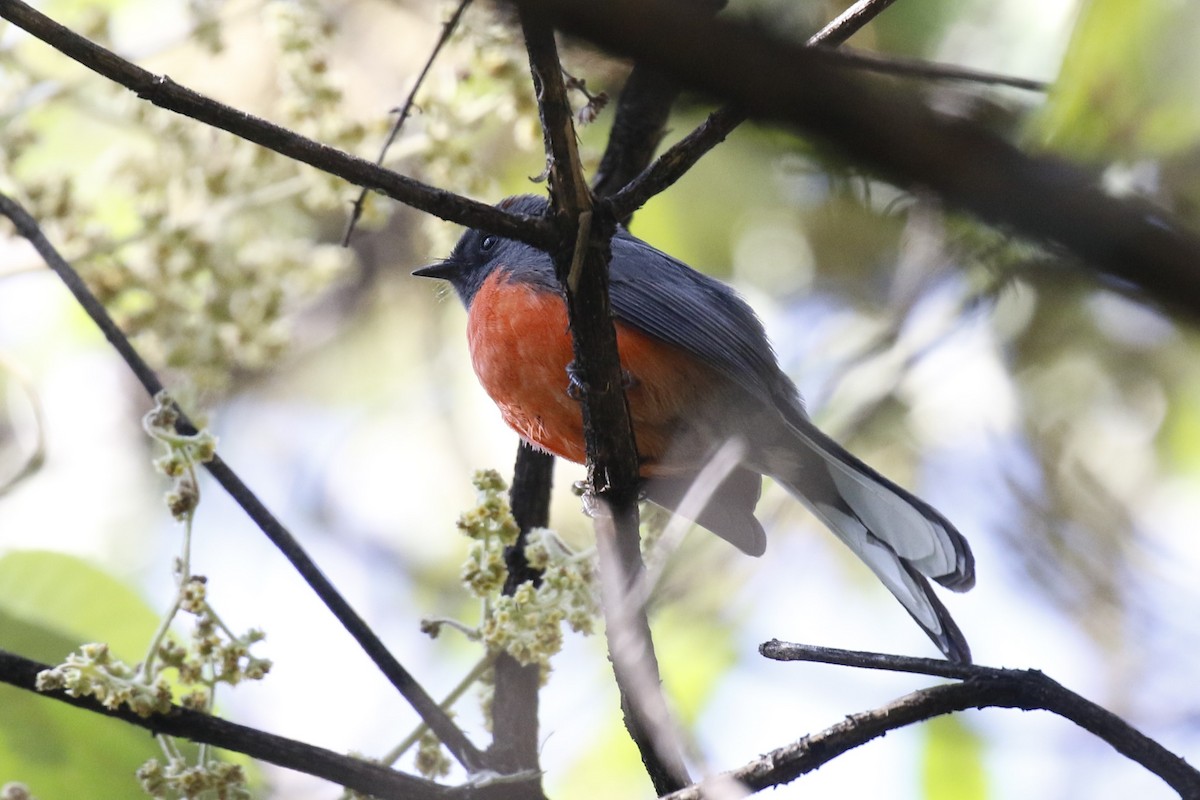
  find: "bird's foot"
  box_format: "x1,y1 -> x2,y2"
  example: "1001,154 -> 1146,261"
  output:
565,360 -> 636,400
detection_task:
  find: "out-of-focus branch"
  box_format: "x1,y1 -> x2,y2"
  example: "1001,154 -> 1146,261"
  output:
519,0 -> 1200,318
0,189 -> 487,773
830,47 -> 1047,91
0,0 -> 553,250
607,0 -> 903,221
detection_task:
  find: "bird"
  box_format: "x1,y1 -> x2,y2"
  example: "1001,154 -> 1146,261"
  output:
414,194 -> 974,662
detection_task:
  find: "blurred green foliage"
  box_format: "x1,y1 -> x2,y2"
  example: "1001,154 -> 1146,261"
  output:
2,0 -> 1200,798
0,552 -> 165,796
921,716 -> 987,800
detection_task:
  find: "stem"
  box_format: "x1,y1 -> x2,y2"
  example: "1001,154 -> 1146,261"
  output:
382,655 -> 495,768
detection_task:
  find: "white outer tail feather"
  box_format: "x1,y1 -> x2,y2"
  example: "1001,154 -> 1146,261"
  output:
774,422 -> 973,662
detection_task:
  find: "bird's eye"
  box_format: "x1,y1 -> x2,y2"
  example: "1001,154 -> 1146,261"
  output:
480,235 -> 497,252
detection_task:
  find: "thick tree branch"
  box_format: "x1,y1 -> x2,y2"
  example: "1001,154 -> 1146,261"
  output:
0,649 -> 535,800
520,0 -> 1200,317
0,0 -> 553,250
519,11 -> 690,795
0,190 -> 486,773
675,640 -> 1200,799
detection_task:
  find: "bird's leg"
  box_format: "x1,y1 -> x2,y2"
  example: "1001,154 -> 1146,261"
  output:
566,361 -> 587,400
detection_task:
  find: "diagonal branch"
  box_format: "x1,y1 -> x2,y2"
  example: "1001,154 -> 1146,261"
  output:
342,0 -> 474,245
0,649 -> 530,799
0,190 -> 487,773
607,0 -> 902,219
0,0 -> 553,250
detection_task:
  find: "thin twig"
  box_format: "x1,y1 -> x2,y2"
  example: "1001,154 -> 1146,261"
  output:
760,639 -> 981,680
830,46 -> 1048,92
0,189 -> 487,773
342,0 -> 473,246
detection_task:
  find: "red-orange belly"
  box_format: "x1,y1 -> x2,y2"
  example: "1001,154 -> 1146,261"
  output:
466,270 -> 717,474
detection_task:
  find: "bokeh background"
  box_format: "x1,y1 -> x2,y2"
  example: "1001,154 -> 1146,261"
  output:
2,0 -> 1199,798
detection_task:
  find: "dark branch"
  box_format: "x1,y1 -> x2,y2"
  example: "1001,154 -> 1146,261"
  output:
0,0 -> 553,250
0,649 -> 536,800
485,442 -> 553,787
0,190 -> 486,773
519,11 -> 689,794
750,640 -> 1200,798
605,0 -> 902,224
759,639 -> 978,680
590,64 -> 680,206
522,0 -> 1200,318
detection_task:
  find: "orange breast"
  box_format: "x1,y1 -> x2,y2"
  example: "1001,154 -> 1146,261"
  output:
466,270 -> 721,473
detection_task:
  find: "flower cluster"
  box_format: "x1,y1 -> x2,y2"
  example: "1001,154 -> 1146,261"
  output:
136,758 -> 249,800
413,731 -> 452,780
35,643 -> 172,718
443,471 -> 599,672
0,1 -> 365,400
143,392 -> 217,521
38,392 -> 268,799
482,527 -> 598,668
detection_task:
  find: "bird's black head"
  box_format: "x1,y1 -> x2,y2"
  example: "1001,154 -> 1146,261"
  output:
413,195 -> 555,307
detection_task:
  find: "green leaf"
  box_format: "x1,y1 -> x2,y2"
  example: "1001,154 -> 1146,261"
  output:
0,610 -> 164,798
0,552 -> 168,796
0,550 -> 162,662
921,715 -> 988,800
655,606 -> 736,727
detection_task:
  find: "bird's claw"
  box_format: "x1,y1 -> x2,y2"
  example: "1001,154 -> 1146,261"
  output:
565,361 -> 636,400
566,362 -> 586,400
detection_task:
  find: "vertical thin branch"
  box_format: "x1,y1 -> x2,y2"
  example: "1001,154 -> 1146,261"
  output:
487,442 -> 553,784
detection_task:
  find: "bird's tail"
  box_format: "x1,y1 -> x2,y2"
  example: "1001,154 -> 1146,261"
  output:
770,418 -> 974,663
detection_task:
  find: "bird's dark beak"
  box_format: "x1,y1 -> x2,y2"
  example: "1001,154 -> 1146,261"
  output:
412,260 -> 458,280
